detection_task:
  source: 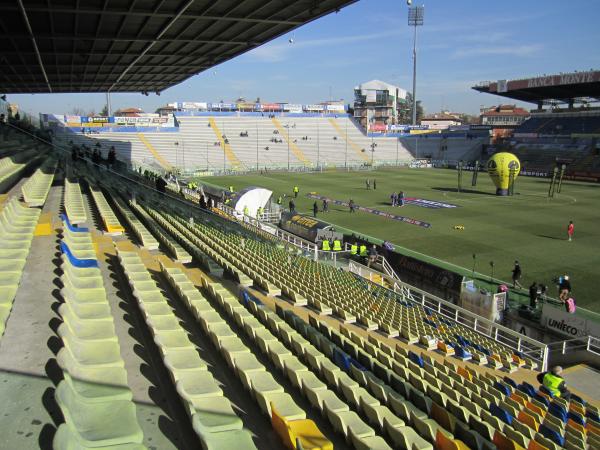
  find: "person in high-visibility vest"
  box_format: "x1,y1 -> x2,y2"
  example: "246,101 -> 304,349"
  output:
243,205 -> 249,216
538,366 -> 571,399
229,185 -> 234,193
350,243 -> 358,256
359,244 -> 368,257
257,206 -> 264,218
321,239 -> 331,251
277,196 -> 282,205
333,239 -> 342,251
293,186 -> 299,198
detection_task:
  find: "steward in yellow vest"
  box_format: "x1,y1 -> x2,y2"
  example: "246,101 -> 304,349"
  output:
321,240 -> 331,251
333,239 -> 342,251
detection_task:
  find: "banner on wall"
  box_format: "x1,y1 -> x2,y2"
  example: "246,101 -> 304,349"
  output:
540,303 -> 600,338
283,104 -> 303,113
304,104 -> 324,111
326,104 -> 345,112
369,123 -> 387,132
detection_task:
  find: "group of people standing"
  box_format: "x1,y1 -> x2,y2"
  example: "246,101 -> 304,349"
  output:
390,191 -> 405,207
515,260 -> 576,313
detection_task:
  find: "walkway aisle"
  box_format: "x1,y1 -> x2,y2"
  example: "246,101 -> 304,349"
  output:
0,184 -> 64,449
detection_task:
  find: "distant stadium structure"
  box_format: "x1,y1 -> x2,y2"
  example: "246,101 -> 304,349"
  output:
474,70 -> 600,181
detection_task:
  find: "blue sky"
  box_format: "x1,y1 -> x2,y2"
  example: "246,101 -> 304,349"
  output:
9,0 -> 600,117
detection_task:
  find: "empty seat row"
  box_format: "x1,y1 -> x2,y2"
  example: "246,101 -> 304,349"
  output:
21,159 -> 56,206
64,178 -> 87,225
159,262 -> 337,449
55,224 -> 145,449
127,200 -> 192,263
88,185 -> 125,234
116,248 -> 258,449
0,197 -> 41,338
108,192 -> 159,250
0,149 -> 44,192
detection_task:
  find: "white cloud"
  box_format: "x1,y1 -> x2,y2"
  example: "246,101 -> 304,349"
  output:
248,29 -> 405,62
451,44 -> 543,59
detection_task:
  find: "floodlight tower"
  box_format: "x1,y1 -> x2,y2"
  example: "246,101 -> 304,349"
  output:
407,1 -> 424,126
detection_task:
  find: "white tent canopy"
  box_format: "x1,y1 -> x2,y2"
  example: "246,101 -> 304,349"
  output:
233,187 -> 273,218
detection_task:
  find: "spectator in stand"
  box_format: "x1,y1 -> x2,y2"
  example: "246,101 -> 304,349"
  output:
559,275 -> 571,301
107,146 -> 116,169
367,245 -> 378,268
155,176 -> 167,193
567,220 -> 574,241
511,260 -> 523,288
529,282 -> 538,308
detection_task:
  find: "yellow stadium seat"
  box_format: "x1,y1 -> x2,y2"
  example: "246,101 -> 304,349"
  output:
435,429 -> 469,450
271,403 -> 333,450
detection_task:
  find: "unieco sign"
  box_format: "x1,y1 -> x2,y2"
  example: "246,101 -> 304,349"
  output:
541,303 -> 599,338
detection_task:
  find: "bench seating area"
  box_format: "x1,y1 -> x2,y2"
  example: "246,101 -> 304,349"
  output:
0,197 -> 41,338
88,185 -> 125,234
127,199 -> 192,263
161,263 -> 336,449
116,249 -> 258,449
109,192 -> 159,250
54,223 -> 145,448
131,198 -> 539,372
0,149 -> 42,192
21,159 -> 57,206
64,178 -> 87,225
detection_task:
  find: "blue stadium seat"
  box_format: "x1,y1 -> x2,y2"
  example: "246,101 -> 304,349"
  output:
455,334 -> 467,347
548,403 -> 567,423
539,424 -> 565,447
586,410 -> 599,422
503,376 -> 518,389
491,404 -> 513,425
539,385 -> 555,397
333,347 -> 351,371
408,351 -> 424,368
517,383 -> 534,397
60,213 -> 89,232
454,345 -> 472,360
567,411 -> 586,426
240,290 -> 263,307
60,241 -> 98,268
534,393 -> 550,408
494,381 -> 511,396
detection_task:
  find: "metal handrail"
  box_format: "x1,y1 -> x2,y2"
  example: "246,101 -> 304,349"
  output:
547,335 -> 600,356
348,261 -> 548,368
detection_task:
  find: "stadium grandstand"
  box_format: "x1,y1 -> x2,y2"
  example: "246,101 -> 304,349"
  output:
473,70 -> 600,180
1,2 -> 600,450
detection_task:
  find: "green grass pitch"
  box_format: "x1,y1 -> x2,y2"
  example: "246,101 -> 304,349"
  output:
199,168 -> 600,313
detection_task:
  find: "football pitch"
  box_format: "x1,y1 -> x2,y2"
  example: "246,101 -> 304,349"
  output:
200,168 -> 600,313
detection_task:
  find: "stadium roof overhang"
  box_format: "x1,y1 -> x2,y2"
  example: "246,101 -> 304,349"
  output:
0,0 -> 357,94
472,70 -> 600,104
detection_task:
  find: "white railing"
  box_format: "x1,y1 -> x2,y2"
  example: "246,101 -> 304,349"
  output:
547,335 -> 600,356
348,260 -> 548,369
377,255 -> 402,281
